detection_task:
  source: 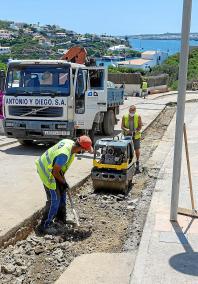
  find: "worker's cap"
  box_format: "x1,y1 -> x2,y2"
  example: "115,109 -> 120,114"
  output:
77,135 -> 93,152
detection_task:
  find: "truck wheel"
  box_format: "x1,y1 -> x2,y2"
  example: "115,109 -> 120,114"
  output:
89,122 -> 97,145
103,110 -> 115,136
18,139 -> 33,146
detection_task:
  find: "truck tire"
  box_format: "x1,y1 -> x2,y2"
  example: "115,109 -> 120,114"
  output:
103,110 -> 115,136
89,122 -> 97,145
18,139 -> 33,146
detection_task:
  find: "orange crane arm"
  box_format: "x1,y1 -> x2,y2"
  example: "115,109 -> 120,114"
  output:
61,47 -> 88,64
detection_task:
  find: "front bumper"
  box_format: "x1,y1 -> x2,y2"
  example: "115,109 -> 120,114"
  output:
3,119 -> 75,141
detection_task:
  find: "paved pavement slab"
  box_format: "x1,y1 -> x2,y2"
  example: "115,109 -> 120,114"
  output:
130,102 -> 198,284
55,253 -> 135,284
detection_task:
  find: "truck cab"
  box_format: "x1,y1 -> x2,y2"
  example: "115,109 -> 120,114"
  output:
3,60 -> 123,144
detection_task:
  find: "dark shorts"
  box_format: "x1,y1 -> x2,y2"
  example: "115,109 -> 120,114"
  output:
133,138 -> 141,150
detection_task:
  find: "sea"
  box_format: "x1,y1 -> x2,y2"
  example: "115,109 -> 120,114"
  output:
96,38 -> 198,67
129,38 -> 198,55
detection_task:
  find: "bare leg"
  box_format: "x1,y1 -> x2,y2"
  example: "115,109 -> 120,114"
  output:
135,148 -> 140,161
135,148 -> 140,172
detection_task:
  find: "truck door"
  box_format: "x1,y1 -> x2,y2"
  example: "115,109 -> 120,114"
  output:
87,66 -> 107,107
74,67 -> 107,130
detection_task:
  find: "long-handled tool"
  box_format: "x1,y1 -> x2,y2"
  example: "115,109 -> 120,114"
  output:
178,123 -> 198,218
67,190 -> 80,227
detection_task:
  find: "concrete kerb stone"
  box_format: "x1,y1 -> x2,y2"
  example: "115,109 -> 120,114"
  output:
0,139 -> 18,148
0,174 -> 91,249
0,209 -> 42,249
142,105 -> 167,134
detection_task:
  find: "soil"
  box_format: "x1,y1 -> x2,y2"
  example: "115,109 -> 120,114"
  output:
0,106 -> 176,284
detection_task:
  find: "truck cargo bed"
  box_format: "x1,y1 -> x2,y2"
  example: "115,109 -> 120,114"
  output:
107,88 -> 124,107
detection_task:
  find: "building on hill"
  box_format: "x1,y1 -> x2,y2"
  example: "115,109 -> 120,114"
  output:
118,50 -> 168,70
38,37 -> 54,48
11,22 -> 26,29
9,23 -> 19,31
108,45 -> 130,51
0,30 -> 12,39
55,32 -> 67,38
23,29 -> 34,35
0,46 -> 11,55
57,48 -> 68,55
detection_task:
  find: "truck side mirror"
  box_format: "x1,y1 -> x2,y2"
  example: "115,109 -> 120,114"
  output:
0,70 -> 6,91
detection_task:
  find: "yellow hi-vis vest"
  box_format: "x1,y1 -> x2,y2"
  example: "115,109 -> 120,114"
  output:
35,139 -> 75,190
142,81 -> 148,91
123,113 -> 141,140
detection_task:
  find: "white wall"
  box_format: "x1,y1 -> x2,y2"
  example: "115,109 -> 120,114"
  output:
0,47 -> 11,54
142,52 -> 156,60
115,84 -> 141,96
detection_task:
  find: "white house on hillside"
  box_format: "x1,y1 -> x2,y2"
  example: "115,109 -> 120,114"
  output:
0,30 -> 12,39
118,50 -> 168,70
0,46 -> 11,55
108,45 -> 130,51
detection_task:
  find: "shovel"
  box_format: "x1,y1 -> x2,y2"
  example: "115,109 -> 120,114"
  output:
67,190 -> 80,227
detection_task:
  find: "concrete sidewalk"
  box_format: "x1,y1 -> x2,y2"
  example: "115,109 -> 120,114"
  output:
131,102 -> 198,283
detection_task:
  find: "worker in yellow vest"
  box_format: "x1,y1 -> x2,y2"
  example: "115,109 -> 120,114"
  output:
141,80 -> 148,99
121,105 -> 142,173
35,135 -> 93,235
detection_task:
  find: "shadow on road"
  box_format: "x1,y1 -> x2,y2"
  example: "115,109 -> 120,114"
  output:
169,220 -> 198,276
0,143 -> 48,156
0,130 -> 122,157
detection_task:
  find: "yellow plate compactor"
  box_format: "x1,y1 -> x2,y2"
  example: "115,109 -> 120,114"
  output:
91,137 -> 135,194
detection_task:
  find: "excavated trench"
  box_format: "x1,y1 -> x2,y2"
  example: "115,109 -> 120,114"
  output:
0,106 -> 176,284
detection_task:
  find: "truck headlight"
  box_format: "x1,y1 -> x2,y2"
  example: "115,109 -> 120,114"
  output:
6,122 -> 14,127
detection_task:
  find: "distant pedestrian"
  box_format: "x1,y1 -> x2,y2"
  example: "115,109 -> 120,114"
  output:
35,136 -> 93,235
141,80 -> 148,99
121,105 -> 142,173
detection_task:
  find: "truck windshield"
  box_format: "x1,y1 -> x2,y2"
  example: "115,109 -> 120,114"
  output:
5,65 -> 70,96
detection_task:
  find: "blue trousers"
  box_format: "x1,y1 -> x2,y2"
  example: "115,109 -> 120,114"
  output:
41,182 -> 66,229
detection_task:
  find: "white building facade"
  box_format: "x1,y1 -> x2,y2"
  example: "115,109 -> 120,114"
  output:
0,46 -> 11,55
118,50 -> 168,70
0,30 -> 12,39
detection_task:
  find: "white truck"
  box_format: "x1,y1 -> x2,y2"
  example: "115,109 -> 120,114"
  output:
3,59 -> 124,144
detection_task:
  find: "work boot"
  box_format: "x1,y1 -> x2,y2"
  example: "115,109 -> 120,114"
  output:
35,224 -> 60,236
135,161 -> 141,174
53,220 -> 68,233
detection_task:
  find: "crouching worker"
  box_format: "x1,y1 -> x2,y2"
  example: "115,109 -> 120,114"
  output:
35,135 -> 93,235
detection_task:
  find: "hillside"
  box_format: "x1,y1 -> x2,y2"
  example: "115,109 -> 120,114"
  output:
0,20 -> 128,65
146,48 -> 198,89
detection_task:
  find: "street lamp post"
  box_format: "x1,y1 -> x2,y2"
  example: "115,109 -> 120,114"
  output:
170,0 -> 192,221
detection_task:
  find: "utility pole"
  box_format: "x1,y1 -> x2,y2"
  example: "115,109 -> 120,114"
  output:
170,0 -> 192,221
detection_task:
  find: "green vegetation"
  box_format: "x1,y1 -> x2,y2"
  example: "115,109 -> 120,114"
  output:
0,20 -> 12,29
106,49 -> 141,58
108,66 -> 145,75
0,62 -> 6,71
148,49 -> 198,90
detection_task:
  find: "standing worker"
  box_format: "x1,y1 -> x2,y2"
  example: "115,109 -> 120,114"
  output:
35,136 -> 93,235
121,105 -> 142,173
141,80 -> 148,99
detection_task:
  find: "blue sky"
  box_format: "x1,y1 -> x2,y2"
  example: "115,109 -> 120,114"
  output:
1,0 -> 198,35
